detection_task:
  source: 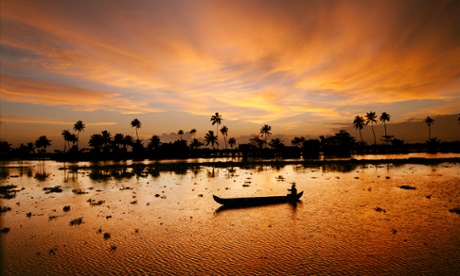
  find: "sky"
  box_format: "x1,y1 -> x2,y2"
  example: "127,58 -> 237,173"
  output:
1,0 -> 459,150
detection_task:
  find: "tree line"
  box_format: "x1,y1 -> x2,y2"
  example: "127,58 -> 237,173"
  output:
1,113 -> 459,160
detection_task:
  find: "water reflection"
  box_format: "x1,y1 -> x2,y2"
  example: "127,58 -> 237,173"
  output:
215,200 -> 302,214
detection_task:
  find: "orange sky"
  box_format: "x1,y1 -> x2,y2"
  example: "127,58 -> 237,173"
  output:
1,0 -> 459,149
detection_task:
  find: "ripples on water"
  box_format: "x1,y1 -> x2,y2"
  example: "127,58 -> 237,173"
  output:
1,159 -> 460,275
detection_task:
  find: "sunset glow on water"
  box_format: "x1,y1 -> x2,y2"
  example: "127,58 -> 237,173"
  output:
1,159 -> 459,275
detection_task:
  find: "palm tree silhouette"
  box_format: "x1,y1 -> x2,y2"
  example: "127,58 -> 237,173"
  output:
189,129 -> 197,139
178,130 -> 184,141
425,116 -> 435,141
353,115 -> 365,143
291,136 -> 305,148
114,133 -> 124,151
148,135 -> 161,151
123,135 -> 134,152
73,120 -> 85,149
190,138 -> 204,150
131,118 -> 141,141
379,112 -> 391,143
228,137 -> 236,149
210,113 -> 222,148
69,133 -> 77,150
89,134 -> 103,153
365,111 -> 377,145
61,129 -> 71,152
260,124 -> 272,148
220,126 -> 229,149
101,130 -> 112,153
35,135 -> 52,154
204,130 -> 219,150
269,138 -> 284,150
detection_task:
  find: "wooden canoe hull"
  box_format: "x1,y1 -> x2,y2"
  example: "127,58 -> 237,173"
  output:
213,191 -> 303,207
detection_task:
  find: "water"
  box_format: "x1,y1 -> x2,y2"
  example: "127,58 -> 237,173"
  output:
1,158 -> 460,275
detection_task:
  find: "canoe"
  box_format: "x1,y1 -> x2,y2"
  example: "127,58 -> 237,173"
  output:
213,191 -> 303,207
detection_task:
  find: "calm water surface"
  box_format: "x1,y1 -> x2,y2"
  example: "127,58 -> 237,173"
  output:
1,158 -> 459,275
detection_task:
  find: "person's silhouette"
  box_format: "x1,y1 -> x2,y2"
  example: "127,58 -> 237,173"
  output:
288,183 -> 297,196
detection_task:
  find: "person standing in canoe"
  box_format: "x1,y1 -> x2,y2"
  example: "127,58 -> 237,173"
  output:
288,183 -> 297,196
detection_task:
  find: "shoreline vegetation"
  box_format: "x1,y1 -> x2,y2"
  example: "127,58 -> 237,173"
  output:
1,114 -> 459,162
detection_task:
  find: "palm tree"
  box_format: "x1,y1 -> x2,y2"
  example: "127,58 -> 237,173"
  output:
379,112 -> 391,143
69,133 -> 77,150
228,137 -> 236,149
88,134 -> 104,153
189,129 -> 197,139
27,142 -> 35,154
260,124 -> 272,148
204,130 -> 219,150
123,135 -> 134,152
114,133 -> 125,151
269,138 -> 285,150
1,141 -> 12,157
61,129 -> 71,152
178,130 -> 184,141
73,120 -> 85,149
131,118 -> 141,141
148,135 -> 161,151
190,138 -> 204,150
425,116 -> 435,141
101,130 -> 112,153
365,111 -> 377,145
291,136 -> 305,148
353,115 -> 365,142
210,112 -> 222,148
220,126 -> 229,149
35,135 -> 52,154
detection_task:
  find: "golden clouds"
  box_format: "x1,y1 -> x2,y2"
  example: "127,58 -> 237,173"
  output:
1,0 -> 459,132
0,75 -> 161,114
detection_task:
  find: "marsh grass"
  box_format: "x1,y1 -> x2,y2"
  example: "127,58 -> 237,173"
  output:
0,227 -> 11,233
0,184 -> 22,199
43,186 -> 63,194
69,217 -> 83,226
87,199 -> 105,206
449,208 -> 460,214
399,185 -> 416,190
0,206 -> 12,213
72,189 -> 88,194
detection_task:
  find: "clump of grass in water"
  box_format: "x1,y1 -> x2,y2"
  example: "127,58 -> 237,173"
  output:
0,206 -> 12,213
449,208 -> 460,215
87,199 -> 105,206
43,186 -> 63,194
0,227 -> 10,233
63,205 -> 71,212
69,217 -> 83,226
0,185 -> 22,199
103,232 -> 111,240
399,185 -> 416,190
72,189 -> 88,195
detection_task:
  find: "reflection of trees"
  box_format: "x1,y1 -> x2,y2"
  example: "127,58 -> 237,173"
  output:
87,163 -> 195,181
34,172 -> 49,181
35,162 -> 49,181
0,167 -> 8,179
207,167 -> 217,178
321,163 -> 358,173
